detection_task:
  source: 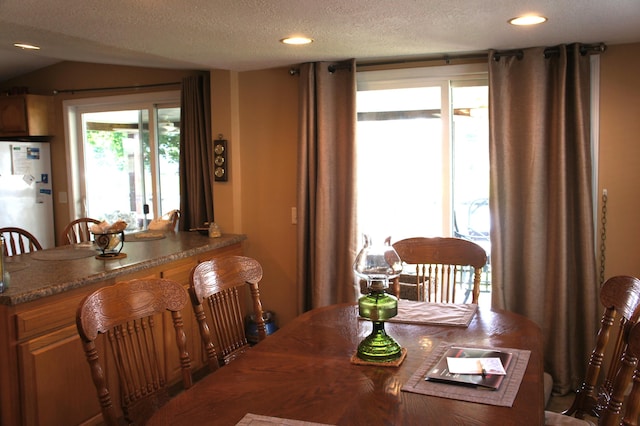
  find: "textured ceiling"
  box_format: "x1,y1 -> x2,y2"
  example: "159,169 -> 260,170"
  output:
1,0 -> 639,83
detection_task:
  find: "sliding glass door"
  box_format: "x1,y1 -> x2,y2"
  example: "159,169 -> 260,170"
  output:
65,92 -> 180,230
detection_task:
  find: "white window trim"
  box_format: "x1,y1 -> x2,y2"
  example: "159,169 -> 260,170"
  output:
62,91 -> 179,219
357,63 -> 488,90
357,63 -> 488,236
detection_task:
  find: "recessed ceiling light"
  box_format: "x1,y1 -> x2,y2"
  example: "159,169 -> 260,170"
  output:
14,43 -> 40,50
280,36 -> 313,45
508,15 -> 547,26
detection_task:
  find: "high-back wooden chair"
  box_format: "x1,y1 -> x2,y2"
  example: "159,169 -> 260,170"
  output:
60,217 -> 101,245
391,237 -> 487,303
189,255 -> 266,369
561,275 -> 640,422
0,227 -> 42,256
76,278 -> 193,426
603,320 -> 640,426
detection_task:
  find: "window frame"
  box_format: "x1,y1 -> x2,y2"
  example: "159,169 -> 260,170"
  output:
63,91 -> 180,220
356,63 -> 488,238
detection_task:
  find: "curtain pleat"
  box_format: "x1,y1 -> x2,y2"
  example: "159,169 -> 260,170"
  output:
179,74 -> 213,231
296,60 -> 359,312
489,44 -> 599,394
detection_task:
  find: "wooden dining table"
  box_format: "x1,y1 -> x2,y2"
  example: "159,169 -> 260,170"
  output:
147,302 -> 544,426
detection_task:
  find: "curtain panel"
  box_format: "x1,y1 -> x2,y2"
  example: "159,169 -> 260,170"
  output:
296,59 -> 359,313
489,44 -> 599,394
179,74 -> 214,231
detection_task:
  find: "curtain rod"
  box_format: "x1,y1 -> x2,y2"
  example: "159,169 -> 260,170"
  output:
288,52 -> 487,75
52,81 -> 180,95
289,43 -> 607,75
492,42 -> 606,61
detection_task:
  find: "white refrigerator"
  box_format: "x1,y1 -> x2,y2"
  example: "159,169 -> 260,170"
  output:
0,141 -> 55,249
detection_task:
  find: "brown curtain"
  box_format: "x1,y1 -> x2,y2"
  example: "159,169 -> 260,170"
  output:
489,44 -> 599,394
296,59 -> 359,312
179,74 -> 213,231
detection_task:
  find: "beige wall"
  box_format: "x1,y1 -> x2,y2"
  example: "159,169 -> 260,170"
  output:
0,62 -> 202,242
235,68 -> 299,325
209,67 -> 299,325
598,43 -> 640,279
1,42 -> 639,327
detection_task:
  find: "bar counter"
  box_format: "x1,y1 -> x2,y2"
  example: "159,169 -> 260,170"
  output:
0,231 -> 246,426
0,232 -> 246,305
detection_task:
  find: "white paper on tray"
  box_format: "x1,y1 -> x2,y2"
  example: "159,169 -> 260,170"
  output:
446,357 -> 506,375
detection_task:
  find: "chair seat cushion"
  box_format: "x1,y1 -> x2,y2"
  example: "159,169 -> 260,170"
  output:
544,411 -> 594,425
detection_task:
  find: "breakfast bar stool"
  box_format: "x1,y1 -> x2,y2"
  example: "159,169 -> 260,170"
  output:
60,217 -> 100,245
0,227 -> 42,256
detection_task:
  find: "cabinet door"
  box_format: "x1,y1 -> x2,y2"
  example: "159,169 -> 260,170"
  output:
19,325 -> 102,426
0,96 -> 28,134
0,95 -> 51,136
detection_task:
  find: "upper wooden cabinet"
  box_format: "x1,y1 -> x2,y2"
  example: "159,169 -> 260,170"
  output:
0,94 -> 52,137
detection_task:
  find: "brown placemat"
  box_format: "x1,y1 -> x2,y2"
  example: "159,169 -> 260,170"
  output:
401,342 -> 530,407
350,347 -> 407,367
390,301 -> 478,327
31,248 -> 96,261
236,413 -> 332,425
4,261 -> 29,272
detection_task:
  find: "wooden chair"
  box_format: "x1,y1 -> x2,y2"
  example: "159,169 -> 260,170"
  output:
76,278 -> 193,426
560,275 -> 640,422
0,227 -> 42,256
391,237 -> 487,303
604,320 -> 640,426
60,217 -> 101,245
189,255 -> 266,369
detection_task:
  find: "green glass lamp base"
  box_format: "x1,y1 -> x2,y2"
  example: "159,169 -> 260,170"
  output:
357,320 -> 403,362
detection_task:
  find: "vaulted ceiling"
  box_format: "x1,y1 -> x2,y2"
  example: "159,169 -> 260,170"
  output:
1,0 -> 639,83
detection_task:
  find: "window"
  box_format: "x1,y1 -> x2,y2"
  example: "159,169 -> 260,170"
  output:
356,64 -> 491,299
64,91 -> 180,230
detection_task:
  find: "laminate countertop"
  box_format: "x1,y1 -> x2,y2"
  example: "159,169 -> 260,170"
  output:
0,232 -> 246,306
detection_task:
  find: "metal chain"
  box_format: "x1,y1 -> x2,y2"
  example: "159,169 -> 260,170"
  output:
599,189 -> 608,286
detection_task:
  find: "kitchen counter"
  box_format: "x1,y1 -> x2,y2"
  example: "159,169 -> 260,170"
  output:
0,232 -> 246,305
0,231 -> 246,426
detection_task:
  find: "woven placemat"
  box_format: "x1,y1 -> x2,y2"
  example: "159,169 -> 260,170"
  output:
236,413 -> 332,425
4,261 -> 29,272
127,232 -> 166,241
402,342 -> 530,407
31,248 -> 96,261
389,301 -> 478,327
350,347 -> 408,367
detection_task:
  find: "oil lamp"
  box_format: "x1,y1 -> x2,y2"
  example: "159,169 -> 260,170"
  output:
353,235 -> 403,362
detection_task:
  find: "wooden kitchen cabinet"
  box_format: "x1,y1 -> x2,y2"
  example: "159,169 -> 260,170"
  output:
19,325 -> 101,426
0,236 -> 244,426
0,94 -> 52,137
